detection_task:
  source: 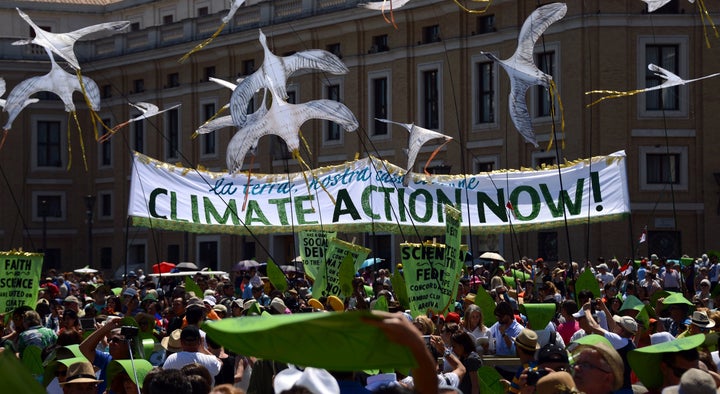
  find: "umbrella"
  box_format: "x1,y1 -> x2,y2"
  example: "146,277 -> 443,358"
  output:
151,262 -> 175,274
176,262 -> 199,271
291,256 -> 302,263
360,257 -> 383,269
74,266 -> 98,274
280,265 -> 299,273
479,251 -> 505,263
233,259 -> 261,271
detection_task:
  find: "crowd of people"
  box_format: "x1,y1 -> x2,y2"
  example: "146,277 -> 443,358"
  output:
1,251 -> 720,394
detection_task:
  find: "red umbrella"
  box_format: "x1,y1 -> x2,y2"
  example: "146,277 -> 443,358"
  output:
152,262 -> 175,274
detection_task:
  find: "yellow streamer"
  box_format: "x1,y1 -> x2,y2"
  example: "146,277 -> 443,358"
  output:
452,0 -> 491,14
179,22 -> 227,63
584,88 -> 648,108
191,106 -> 230,139
696,0 -> 719,48
545,80 -> 566,151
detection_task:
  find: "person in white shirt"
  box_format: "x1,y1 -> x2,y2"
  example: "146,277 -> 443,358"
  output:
162,325 -> 222,385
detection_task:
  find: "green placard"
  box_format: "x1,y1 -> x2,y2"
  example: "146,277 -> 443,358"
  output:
0,251 -> 43,314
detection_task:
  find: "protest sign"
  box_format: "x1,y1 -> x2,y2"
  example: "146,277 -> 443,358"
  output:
299,230 -> 336,280
311,238 -> 370,299
0,251 -> 43,314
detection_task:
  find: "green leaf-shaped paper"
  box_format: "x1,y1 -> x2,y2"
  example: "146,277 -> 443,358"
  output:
202,311 -> 417,371
184,276 -> 203,298
0,348 -> 45,394
521,303 -> 556,330
474,288 -> 498,328
339,254 -> 356,298
391,271 -> 409,310
477,366 -> 505,394
373,295 -> 389,312
267,259 -> 288,293
575,268 -> 601,303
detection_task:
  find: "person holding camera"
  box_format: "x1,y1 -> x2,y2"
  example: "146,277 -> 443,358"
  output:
79,316 -> 135,394
507,328 -> 540,393
163,325 -> 222,385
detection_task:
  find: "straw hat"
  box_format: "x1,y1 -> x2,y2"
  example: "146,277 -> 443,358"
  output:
60,360 -> 103,386
160,329 -> 182,352
513,328 -> 540,352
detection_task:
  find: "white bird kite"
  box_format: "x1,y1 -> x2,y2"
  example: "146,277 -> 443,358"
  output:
481,2 -> 567,148
586,63 -> 720,107
229,29 -> 348,128
358,0 -> 411,10
226,94 -> 358,174
642,0 -> 694,13
179,0 -> 248,62
375,118 -> 453,186
3,49 -> 101,132
13,8 -> 130,70
98,102 -> 182,143
0,77 -> 39,111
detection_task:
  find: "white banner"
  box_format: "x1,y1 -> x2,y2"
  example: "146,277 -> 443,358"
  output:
128,151 -> 630,235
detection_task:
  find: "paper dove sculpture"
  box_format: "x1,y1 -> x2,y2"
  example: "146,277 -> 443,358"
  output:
13,8 -> 129,70
226,94 -> 358,174
98,102 -> 182,143
358,0 -> 411,10
481,2 -> 567,148
0,77 -> 39,112
375,119 -> 453,186
642,0 -> 693,13
229,29 -> 348,128
3,49 -> 100,132
586,63 -> 720,107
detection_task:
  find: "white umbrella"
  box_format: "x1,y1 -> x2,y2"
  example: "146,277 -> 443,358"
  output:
479,252 -> 505,263
74,266 -> 98,274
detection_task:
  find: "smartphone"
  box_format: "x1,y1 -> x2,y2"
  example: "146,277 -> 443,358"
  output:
423,335 -> 431,345
79,317 -> 96,331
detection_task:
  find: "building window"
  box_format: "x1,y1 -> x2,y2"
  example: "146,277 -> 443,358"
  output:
198,6 -> 209,16
325,84 -> 341,142
370,35 -> 389,53
476,15 -> 495,34
167,244 -> 179,263
99,118 -> 112,167
474,157 -> 497,173
100,247 -> 112,269
133,120 -> 145,153
166,108 -> 180,160
130,22 -> 140,32
37,120 -> 62,168
286,90 -> 296,104
128,243 -> 147,267
538,231 -> 558,262
535,51 -> 555,117
100,193 -> 112,218
36,194 -> 62,220
475,61 -> 495,124
204,66 -> 216,81
422,25 -> 441,44
421,69 -> 439,129
326,43 -> 341,58
645,44 -> 679,111
197,238 -> 219,270
133,79 -> 144,93
639,146 -> 688,190
371,77 -> 388,136
101,84 -> 112,99
202,103 -> 217,156
163,14 -> 174,24
242,59 -> 255,76
167,72 -> 180,88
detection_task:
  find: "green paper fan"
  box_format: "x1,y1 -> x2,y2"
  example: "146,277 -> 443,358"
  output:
477,366 -> 505,394
202,311 -> 417,371
184,276 -> 202,298
373,295 -> 389,312
391,271 -> 409,310
628,334 -> 705,389
574,268 -> 601,302
0,350 -> 45,394
267,259 -> 288,293
474,288 -> 498,328
521,303 -> 556,330
339,254 -> 356,298
619,295 -> 645,312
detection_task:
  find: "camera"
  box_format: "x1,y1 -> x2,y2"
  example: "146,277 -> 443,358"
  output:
526,368 -> 550,386
120,326 -> 139,338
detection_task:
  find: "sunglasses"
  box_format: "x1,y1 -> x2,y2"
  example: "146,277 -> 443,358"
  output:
108,337 -> 125,344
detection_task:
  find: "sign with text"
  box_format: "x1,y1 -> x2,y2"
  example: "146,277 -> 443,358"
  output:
311,238 -> 370,299
299,230 -> 336,281
0,251 -> 43,314
129,151 -> 630,235
402,241 -> 463,318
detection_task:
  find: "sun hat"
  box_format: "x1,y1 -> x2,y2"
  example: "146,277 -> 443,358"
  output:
537,342 -> 569,365
597,263 -> 609,271
63,295 -> 80,305
628,334 -> 705,389
661,368 -> 718,394
536,371 -> 577,394
270,297 -> 290,314
60,360 -> 103,385
107,359 -> 153,389
613,315 -> 639,335
186,297 -> 205,310
513,328 -> 540,352
231,299 -> 244,310
273,365 -> 340,394
308,298 -> 324,310
121,287 -> 137,298
204,289 -> 216,297
572,341 -> 624,391
690,311 -> 716,329
327,296 -> 344,312
203,295 -> 217,307
213,304 -> 228,314
650,332 -> 676,345
160,329 -> 183,352
365,373 -> 398,391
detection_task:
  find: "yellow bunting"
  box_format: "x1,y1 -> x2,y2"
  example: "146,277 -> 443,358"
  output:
179,23 -> 227,63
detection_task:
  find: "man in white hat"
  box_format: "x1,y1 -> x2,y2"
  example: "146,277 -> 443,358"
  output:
595,264 -> 614,287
